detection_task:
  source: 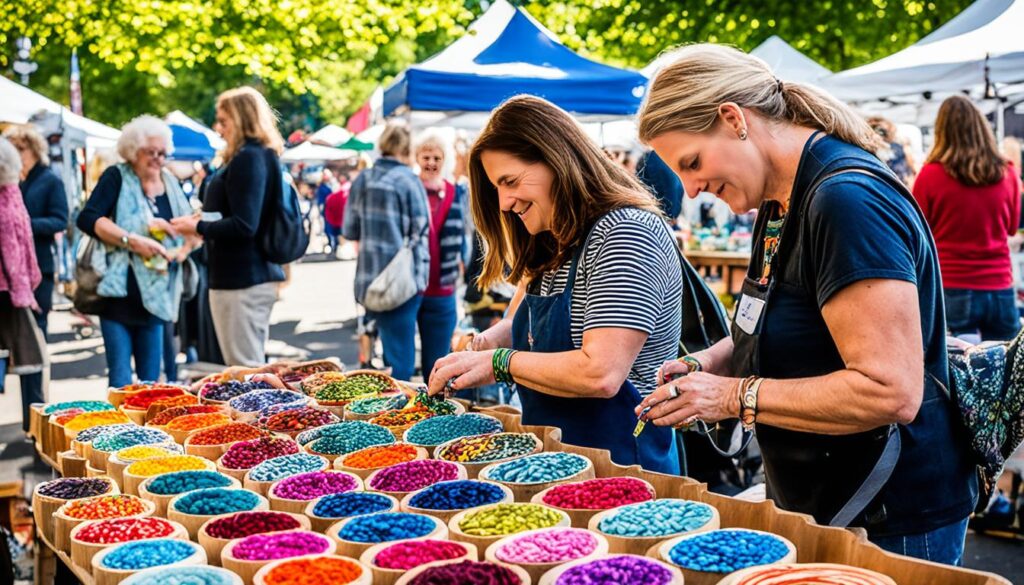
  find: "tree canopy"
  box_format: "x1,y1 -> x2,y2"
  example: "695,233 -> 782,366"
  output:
1,0 -> 972,131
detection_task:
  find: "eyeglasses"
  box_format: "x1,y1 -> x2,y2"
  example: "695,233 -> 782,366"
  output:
140,148 -> 168,159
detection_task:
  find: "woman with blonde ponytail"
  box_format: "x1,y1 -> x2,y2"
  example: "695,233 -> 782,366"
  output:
635,44 -> 976,564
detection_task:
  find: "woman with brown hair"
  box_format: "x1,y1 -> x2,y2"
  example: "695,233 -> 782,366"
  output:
913,95 -> 1021,342
172,87 -> 286,366
427,95 -> 683,474
633,44 -> 975,564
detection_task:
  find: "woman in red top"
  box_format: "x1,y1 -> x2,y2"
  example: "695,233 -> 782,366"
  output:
913,95 -> 1021,341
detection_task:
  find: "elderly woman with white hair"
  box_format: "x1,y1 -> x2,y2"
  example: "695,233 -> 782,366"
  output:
415,131 -> 467,377
0,137 -> 46,431
76,115 -> 194,387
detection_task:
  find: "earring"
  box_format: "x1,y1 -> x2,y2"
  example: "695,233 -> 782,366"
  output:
739,129 -> 748,140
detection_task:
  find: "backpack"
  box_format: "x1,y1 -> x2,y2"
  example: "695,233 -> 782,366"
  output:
937,334 -> 1024,508
258,155 -> 309,264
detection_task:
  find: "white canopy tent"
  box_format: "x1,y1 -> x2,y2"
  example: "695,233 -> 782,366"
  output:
307,124 -> 352,146
280,142 -> 358,163
643,35 -> 831,85
0,75 -> 120,149
166,110 -> 225,150
824,0 -> 1024,103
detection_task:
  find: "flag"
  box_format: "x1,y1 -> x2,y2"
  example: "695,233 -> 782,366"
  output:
345,86 -> 384,134
69,48 -> 83,115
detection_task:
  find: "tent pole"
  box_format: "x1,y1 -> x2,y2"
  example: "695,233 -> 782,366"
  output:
996,100 -> 1005,143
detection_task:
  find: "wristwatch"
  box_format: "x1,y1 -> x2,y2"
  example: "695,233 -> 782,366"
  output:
119,234 -> 131,249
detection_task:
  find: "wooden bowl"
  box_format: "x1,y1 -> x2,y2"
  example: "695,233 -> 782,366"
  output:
303,493 -> 400,533
138,472 -> 241,518
122,456 -> 217,496
197,511 -> 310,567
167,489 -> 270,539
538,554 -> 683,585
400,480 -> 514,525
395,558 -> 532,585
87,463 -> 106,478
32,477 -> 119,547
327,512 -> 448,560
216,457 -> 255,483
333,443 -> 429,480
57,449 -> 88,477
359,539 -> 478,585
588,498 -> 720,556
243,455 -> 330,497
222,530 -> 337,585
653,529 -> 797,585
120,407 -> 148,426
107,444 -> 184,488
486,527 -> 610,584
530,477 -> 657,528
365,460 -> 468,501
267,470 -> 364,514
91,538 -> 206,585
401,413 -> 504,457
252,554 -> 372,585
54,496 -> 155,554
715,563 -> 898,585
120,566 -> 243,585
69,518 -> 188,571
447,503 -> 571,553
479,455 -> 595,502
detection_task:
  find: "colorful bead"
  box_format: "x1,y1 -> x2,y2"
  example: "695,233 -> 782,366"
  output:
270,471 -> 359,501
230,531 -> 331,561
203,511 -> 301,539
542,477 -> 653,510
336,512 -> 436,543
100,539 -> 197,570
74,517 -> 176,544
187,423 -> 267,446
126,455 -> 211,477
457,503 -> 563,537
144,471 -> 234,496
408,480 -> 506,511
310,492 -> 394,518
220,437 -> 300,470
260,556 -> 364,585
199,380 -> 273,403
495,528 -> 599,563
483,453 -> 588,484
37,477 -> 113,500
339,443 -> 419,469
667,530 -> 789,573
229,389 -> 306,414
172,488 -> 261,515
63,495 -> 148,520
248,454 -> 326,482
368,459 -> 460,493
436,433 -> 538,463
597,499 -> 714,537
407,560 -> 521,584
404,414 -> 503,446
373,540 -> 466,570
555,556 -> 673,585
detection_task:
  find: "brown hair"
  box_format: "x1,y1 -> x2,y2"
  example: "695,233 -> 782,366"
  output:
470,95 -> 662,289
638,44 -> 883,153
3,124 -> 49,166
927,95 -> 1007,187
378,122 -> 411,160
216,87 -> 284,162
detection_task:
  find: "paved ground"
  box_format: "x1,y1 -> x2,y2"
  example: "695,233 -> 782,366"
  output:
1,253 -> 1021,583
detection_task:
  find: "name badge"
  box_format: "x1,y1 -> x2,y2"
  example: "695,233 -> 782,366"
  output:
735,294 -> 766,335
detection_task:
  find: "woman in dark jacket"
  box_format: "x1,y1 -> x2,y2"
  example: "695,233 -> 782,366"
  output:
172,87 -> 286,367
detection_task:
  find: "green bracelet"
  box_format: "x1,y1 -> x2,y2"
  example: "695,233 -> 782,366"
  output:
680,355 -> 703,373
492,348 -> 518,384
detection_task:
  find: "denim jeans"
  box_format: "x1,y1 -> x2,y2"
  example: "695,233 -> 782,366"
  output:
163,321 -> 178,382
100,318 -> 163,388
367,294 -> 423,381
944,287 -> 1020,341
418,294 -> 458,378
871,517 -> 969,566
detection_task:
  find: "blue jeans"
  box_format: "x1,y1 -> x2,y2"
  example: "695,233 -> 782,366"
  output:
163,321 -> 178,382
945,288 -> 1020,341
367,294 -> 423,381
418,294 -> 458,378
100,318 -> 163,388
871,517 -> 969,566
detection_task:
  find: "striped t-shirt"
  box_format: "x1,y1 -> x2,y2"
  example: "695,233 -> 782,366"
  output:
536,207 -> 683,395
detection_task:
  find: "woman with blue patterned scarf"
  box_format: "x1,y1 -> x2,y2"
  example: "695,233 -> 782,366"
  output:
77,115 -> 196,387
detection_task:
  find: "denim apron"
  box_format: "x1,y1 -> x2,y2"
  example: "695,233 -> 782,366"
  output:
731,132 -> 916,527
510,223 -> 680,474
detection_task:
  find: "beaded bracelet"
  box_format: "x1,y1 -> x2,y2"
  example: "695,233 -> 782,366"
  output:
492,348 -> 518,384
679,355 -> 703,373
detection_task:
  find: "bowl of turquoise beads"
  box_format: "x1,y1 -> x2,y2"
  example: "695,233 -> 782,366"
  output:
588,498 -> 720,556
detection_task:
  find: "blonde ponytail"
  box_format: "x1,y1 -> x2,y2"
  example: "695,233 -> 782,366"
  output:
638,44 -> 883,153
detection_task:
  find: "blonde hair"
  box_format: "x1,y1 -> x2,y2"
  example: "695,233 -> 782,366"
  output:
0,137 -> 22,185
378,122 -> 411,159
638,44 -> 882,153
116,115 -> 174,163
216,87 -> 284,162
3,124 -> 49,166
1003,136 -> 1022,173
470,95 -> 661,289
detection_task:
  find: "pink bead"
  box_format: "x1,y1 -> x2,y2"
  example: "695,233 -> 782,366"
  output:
494,528 -> 598,564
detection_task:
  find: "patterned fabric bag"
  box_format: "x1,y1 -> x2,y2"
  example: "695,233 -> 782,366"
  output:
937,330 -> 1024,507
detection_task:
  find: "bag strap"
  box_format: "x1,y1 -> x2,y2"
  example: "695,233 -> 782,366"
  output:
799,162 -> 911,527
829,424 -> 902,527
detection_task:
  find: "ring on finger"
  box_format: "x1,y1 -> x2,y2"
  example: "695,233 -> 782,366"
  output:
667,384 -> 679,399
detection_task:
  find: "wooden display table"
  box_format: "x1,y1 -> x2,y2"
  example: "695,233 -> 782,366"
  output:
683,249 -> 750,297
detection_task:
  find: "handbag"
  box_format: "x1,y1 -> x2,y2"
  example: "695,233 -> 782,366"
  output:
362,222 -> 428,312
180,256 -> 199,302
72,235 -> 108,315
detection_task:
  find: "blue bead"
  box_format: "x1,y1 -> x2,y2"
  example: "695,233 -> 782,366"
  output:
312,492 -> 394,518
336,512 -> 435,543
668,530 -> 789,573
101,539 -> 196,570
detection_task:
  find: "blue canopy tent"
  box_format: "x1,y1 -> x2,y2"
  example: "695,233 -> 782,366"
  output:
169,124 -> 216,161
383,0 -> 647,122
